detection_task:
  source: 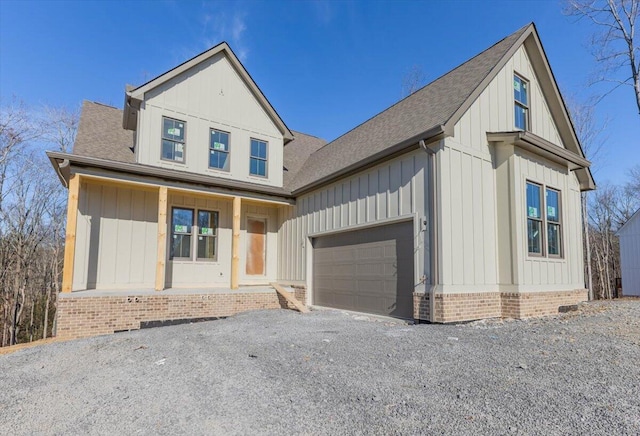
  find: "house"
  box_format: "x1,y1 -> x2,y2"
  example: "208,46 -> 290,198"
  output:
47,23 -> 594,339
617,209 -> 640,297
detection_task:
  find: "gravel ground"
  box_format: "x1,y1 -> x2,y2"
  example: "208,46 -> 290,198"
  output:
1,300 -> 639,435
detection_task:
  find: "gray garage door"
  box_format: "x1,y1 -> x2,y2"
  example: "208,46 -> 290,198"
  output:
313,221 -> 414,319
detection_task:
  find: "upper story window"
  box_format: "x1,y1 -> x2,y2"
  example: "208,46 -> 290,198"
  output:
162,117 -> 186,163
170,207 -> 219,261
526,181 -> 563,257
209,129 -> 230,171
250,139 -> 268,177
514,74 -> 529,131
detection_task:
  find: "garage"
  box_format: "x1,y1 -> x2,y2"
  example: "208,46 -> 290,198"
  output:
312,220 -> 415,319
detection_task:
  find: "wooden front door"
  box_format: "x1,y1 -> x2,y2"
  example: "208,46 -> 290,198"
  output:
246,218 -> 266,275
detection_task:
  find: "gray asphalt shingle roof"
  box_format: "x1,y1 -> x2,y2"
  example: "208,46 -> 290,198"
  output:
288,24 -> 529,192
73,101 -> 136,163
72,24 -> 530,195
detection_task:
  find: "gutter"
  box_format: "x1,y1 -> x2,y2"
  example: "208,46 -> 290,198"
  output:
419,139 -> 440,323
46,151 -> 295,204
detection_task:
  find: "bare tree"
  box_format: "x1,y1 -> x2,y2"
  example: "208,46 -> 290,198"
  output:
0,99 -> 76,346
566,97 -> 609,299
41,105 -> 79,153
401,65 -> 427,98
565,0 -> 640,115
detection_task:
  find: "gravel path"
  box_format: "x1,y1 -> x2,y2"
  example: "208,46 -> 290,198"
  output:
1,300 -> 639,435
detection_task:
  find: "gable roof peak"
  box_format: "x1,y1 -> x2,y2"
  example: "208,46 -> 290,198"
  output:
123,41 -> 293,142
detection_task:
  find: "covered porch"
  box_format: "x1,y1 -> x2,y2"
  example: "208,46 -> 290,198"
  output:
60,171 -> 293,294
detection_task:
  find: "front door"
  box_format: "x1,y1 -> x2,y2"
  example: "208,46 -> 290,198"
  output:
246,218 -> 266,275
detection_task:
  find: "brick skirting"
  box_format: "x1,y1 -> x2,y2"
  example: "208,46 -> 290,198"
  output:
413,289 -> 588,323
501,289 -> 588,319
56,290 -> 303,340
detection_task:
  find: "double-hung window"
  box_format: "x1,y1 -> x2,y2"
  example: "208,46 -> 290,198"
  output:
197,210 -> 218,260
171,208 -> 193,259
170,207 -> 219,261
250,139 -> 268,177
514,74 -> 529,131
162,117 -> 186,163
209,129 -> 230,171
526,182 -> 543,255
546,188 -> 562,256
526,181 -> 563,257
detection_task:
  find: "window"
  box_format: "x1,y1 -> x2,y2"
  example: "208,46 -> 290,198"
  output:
546,188 -> 562,256
526,182 -> 543,255
170,207 -> 219,261
250,139 -> 268,177
526,181 -> 563,257
197,210 -> 218,260
514,74 -> 529,131
162,117 -> 186,163
171,208 -> 193,259
209,129 -> 230,171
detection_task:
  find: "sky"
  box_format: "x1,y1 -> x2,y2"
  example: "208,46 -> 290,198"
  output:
1,0 -> 638,186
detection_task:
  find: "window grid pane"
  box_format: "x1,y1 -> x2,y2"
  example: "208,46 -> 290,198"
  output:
547,223 -> 561,256
527,219 -> 542,254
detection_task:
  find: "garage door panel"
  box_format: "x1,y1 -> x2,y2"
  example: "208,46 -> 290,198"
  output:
313,221 -> 414,319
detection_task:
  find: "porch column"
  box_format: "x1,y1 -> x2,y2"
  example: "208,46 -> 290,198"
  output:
155,186 -> 168,291
231,196 -> 241,289
61,174 -> 80,293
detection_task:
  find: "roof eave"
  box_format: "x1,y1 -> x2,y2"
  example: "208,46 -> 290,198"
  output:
46,151 -> 296,202
487,131 -> 595,191
292,124 -> 447,196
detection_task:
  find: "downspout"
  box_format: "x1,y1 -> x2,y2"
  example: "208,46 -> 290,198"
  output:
419,140 -> 439,323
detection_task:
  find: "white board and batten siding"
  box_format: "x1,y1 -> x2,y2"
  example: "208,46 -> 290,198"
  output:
136,51 -> 285,188
440,44 -> 584,293
73,181 -> 158,291
619,212 -> 640,296
278,149 -> 429,290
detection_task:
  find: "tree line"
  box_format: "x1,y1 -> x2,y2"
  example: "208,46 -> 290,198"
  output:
0,99 -> 77,346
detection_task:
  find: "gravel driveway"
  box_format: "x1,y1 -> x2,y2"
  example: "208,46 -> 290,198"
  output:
1,300 -> 639,435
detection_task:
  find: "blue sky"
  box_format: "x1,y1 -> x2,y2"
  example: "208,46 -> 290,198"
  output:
1,0 -> 638,186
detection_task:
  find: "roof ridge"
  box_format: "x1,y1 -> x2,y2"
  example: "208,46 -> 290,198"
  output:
86,100 -> 121,111
306,23 -> 532,157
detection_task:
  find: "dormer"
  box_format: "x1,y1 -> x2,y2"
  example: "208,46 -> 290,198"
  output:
123,42 -> 293,188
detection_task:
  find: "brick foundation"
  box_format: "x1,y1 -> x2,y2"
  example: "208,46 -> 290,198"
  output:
501,289 -> 588,319
433,292 -> 502,323
412,289 -> 588,323
413,292 -> 430,321
293,286 -> 307,306
56,290 -> 302,340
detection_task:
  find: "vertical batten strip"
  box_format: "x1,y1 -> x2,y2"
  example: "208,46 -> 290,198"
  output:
61,174 -> 81,293
231,196 -> 241,289
155,186 -> 168,291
